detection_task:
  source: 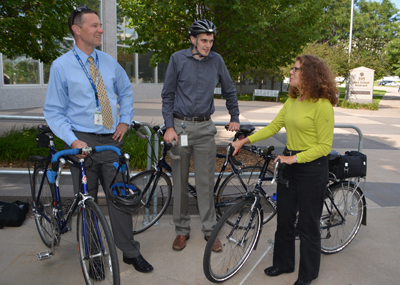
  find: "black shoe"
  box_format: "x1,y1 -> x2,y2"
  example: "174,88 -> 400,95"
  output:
123,254 -> 153,273
89,258 -> 105,281
294,279 -> 312,285
264,266 -> 294,277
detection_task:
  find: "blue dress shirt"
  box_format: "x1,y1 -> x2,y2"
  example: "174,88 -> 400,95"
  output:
44,46 -> 134,146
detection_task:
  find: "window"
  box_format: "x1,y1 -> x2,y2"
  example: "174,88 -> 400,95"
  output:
138,51 -> 155,83
117,46 -> 136,83
116,11 -> 167,84
3,55 -> 40,84
157,62 -> 168,83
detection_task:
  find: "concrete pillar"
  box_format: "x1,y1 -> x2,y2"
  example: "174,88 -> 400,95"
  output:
103,0 -> 117,60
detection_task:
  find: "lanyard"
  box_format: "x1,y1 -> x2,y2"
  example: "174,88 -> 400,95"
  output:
73,49 -> 101,107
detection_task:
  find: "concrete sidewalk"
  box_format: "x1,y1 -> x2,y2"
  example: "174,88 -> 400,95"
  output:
0,86 -> 400,284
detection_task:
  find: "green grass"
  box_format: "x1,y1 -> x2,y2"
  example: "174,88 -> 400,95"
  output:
216,87 -> 384,111
337,87 -> 383,110
0,125 -> 158,170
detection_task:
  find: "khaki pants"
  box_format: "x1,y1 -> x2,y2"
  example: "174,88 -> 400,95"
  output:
170,118 -> 217,236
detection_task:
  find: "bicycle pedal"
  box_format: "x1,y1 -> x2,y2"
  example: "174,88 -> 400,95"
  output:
36,250 -> 52,260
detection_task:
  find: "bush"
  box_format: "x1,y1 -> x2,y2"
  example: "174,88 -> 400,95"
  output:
0,125 -> 158,171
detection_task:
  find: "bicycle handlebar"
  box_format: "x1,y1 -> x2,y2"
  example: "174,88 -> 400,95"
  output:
271,159 -> 280,185
227,144 -> 243,166
164,140 -> 180,160
47,145 -> 124,184
131,120 -> 166,139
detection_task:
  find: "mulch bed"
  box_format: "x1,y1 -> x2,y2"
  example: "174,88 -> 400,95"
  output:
0,147 -> 265,171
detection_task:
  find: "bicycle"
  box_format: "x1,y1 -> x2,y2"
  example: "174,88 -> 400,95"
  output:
203,145 -> 367,283
127,121 -> 274,235
29,124 -> 122,284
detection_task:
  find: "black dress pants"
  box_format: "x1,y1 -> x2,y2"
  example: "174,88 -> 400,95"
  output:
272,155 -> 328,281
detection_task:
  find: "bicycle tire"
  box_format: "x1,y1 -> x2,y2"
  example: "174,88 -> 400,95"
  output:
77,200 -> 120,284
203,199 -> 262,283
129,170 -> 172,235
320,182 -> 365,254
216,166 -> 276,224
31,165 -> 57,248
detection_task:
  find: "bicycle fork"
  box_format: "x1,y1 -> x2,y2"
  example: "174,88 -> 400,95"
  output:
80,199 -> 107,262
228,198 -> 261,247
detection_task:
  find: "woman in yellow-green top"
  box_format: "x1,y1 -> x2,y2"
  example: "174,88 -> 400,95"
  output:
232,55 -> 338,285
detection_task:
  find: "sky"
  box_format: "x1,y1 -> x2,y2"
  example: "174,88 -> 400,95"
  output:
391,0 -> 400,10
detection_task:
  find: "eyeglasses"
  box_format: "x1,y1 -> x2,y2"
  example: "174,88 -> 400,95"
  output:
72,6 -> 88,25
290,67 -> 300,73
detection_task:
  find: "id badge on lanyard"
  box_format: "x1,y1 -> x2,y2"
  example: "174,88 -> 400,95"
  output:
180,120 -> 188,146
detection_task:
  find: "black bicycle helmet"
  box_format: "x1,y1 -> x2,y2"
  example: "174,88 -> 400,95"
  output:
189,19 -> 217,37
108,182 -> 142,214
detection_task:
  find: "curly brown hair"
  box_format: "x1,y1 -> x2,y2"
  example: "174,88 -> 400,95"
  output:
289,55 -> 338,105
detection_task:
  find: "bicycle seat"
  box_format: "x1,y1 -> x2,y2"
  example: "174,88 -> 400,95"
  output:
239,125 -> 255,136
38,124 -> 52,134
328,150 -> 340,161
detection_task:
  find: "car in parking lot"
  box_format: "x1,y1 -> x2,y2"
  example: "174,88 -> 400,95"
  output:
379,80 -> 399,86
385,81 -> 399,86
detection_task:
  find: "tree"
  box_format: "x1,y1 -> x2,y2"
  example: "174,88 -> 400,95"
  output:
384,37 -> 400,75
316,0 -> 400,79
119,0 -> 329,78
0,0 -> 76,64
281,41 -> 349,78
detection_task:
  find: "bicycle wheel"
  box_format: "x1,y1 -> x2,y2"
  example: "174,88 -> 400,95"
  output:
320,182 -> 365,254
77,200 -> 120,284
203,199 -> 262,283
216,166 -> 276,224
129,170 -> 172,234
31,165 -> 57,248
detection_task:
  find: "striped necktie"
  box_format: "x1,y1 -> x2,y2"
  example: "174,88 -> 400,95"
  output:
88,56 -> 113,130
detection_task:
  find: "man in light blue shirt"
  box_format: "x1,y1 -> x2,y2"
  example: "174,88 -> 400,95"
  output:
43,7 -> 153,274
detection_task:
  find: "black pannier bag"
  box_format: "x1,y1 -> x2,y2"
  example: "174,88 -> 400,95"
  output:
329,151 -> 367,180
0,201 -> 30,229
36,133 -> 50,148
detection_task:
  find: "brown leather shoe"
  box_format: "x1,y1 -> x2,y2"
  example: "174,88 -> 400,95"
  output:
205,236 -> 222,252
172,235 -> 190,251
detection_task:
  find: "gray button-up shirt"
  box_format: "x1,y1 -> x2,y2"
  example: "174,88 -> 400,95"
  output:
161,46 -> 240,128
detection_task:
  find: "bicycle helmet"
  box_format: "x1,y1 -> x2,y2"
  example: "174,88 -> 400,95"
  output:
188,19 -> 217,37
107,182 -> 142,214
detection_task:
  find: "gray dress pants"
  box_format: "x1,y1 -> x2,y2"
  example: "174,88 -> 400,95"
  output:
66,131 -> 141,258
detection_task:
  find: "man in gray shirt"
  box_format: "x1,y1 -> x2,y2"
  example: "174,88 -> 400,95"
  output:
162,19 -> 240,252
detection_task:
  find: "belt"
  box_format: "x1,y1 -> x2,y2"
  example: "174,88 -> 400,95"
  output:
173,114 -> 211,122
81,132 -> 113,137
283,148 -> 303,156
